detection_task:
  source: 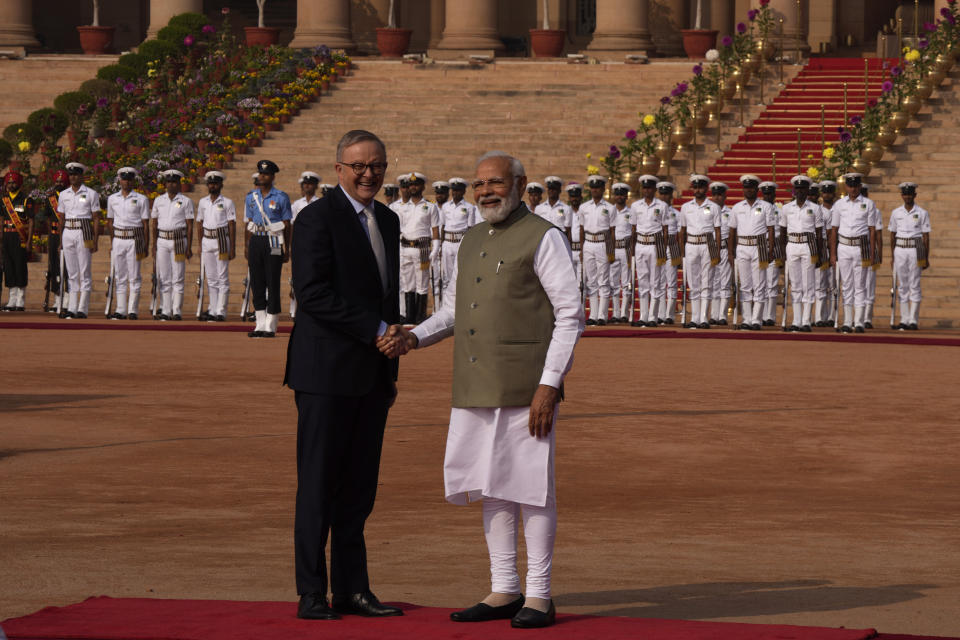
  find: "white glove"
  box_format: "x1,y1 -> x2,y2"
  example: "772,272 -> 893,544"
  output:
429,239 -> 440,261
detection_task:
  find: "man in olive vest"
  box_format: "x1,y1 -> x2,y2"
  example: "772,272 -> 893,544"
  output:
379,151 -> 584,629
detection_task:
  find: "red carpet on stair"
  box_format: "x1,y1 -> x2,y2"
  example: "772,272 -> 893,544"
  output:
1,597 -> 880,640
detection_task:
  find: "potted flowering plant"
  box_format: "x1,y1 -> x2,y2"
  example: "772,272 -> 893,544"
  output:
376,0 -> 413,58
530,0 -> 566,58
752,0 -> 776,60
77,0 -> 115,55
245,0 -> 281,47
681,0 -> 718,59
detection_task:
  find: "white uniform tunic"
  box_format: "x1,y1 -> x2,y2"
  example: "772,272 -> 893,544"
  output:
729,199 -> 776,303
679,198 -> 720,301
106,190 -> 150,314
197,194 -> 236,316
570,207 -> 583,285
817,202 -> 837,306
712,204 -> 734,306
397,198 -> 439,295
151,192 -> 195,314
439,198 -> 479,296
57,184 -> 101,303
781,199 -> 824,304
534,199 -> 573,230
631,197 -> 668,299
831,194 -> 880,310
411,227 -> 584,507
609,204 -> 634,304
291,195 -> 319,222
888,204 -> 931,303
578,198 -> 616,298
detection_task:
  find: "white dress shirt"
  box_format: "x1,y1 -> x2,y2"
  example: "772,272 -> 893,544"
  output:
440,198 -> 479,232
729,199 -> 776,236
151,193 -> 195,230
57,184 -> 100,219
197,194 -> 237,229
106,190 -> 149,228
534,199 -> 573,230
680,198 -> 720,235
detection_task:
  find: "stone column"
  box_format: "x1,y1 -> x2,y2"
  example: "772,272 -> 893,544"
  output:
761,0 -> 810,56
709,0 -> 735,41
650,0 -> 688,57
435,0 -> 503,52
0,0 -> 37,47
429,0 -> 445,48
146,0 -> 203,40
587,0 -> 655,55
289,0 -> 355,49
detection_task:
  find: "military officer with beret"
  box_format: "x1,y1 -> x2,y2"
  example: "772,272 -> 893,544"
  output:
680,175 -> 721,329
397,172 -> 439,324
105,167 -> 150,319
780,175 -> 825,331
579,175 -> 616,325
629,175 -> 667,326
57,162 -> 101,318
151,169 -> 194,321
709,181 -> 733,325
1,170 -> 34,311
888,182 -> 931,330
829,172 -> 880,333
245,159 -> 292,337
197,171 -> 236,322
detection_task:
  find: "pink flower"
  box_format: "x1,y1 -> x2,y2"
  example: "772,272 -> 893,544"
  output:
760,0 -> 770,6
123,82 -> 136,93
96,97 -> 109,108
881,80 -> 894,93
924,21 -> 937,31
748,9 -> 758,20
221,7 -> 230,14
721,35 -> 733,47
737,22 -> 747,34
868,98 -> 878,108
693,63 -> 703,76
891,65 -> 902,77
184,35 -> 195,47
625,129 -> 637,139
202,24 -> 215,35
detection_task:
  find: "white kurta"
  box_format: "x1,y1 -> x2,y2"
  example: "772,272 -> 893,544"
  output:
412,226 -> 584,508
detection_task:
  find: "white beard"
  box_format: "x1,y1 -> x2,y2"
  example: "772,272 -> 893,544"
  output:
479,186 -> 521,224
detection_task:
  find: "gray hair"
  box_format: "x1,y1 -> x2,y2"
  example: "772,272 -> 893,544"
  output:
476,151 -> 525,179
336,129 -> 387,162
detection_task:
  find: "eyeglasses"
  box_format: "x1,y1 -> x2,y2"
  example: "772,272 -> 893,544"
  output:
471,177 -> 509,190
337,161 -> 388,176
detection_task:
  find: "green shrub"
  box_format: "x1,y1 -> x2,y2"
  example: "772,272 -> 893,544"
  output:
157,24 -> 192,52
96,64 -> 137,83
0,139 -> 11,166
138,38 -> 179,63
3,122 -> 43,146
27,108 -> 69,142
53,91 -> 94,122
80,78 -> 119,99
119,52 -> 149,75
168,12 -> 209,33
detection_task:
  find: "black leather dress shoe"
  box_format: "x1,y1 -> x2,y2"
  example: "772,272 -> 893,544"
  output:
75,312 -> 87,319
128,313 -> 138,320
450,596 -> 524,622
511,600 -> 556,629
248,330 -> 262,338
297,593 -> 340,620
332,591 -> 403,617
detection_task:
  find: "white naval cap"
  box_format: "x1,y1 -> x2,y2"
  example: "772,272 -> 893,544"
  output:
739,174 -> 761,185
709,181 -> 728,192
657,181 -> 675,191
611,182 -> 631,193
204,170 -> 225,182
689,174 -> 710,186
117,166 -> 138,178
162,169 -> 185,180
319,183 -> 335,191
586,174 -> 607,187
299,171 -> 321,184
397,174 -> 411,185
759,181 -> 778,190
383,183 -> 398,190
544,176 -> 564,189
790,175 -> 812,187
449,177 -> 468,189
841,172 -> 863,183
251,172 -> 260,180
65,162 -> 87,174
408,171 -> 426,183
638,174 -> 659,187
819,180 -> 838,190
899,181 -> 918,193
432,180 -> 450,190
565,182 -> 582,193
809,182 -> 821,190
526,181 -> 545,192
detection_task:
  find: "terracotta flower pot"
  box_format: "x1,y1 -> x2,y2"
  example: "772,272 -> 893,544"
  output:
529,29 -> 566,58
77,25 -> 115,55
681,29 -> 718,59
376,27 -> 413,58
244,27 -> 281,47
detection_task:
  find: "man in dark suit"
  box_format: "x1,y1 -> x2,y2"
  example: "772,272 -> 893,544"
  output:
284,130 -> 403,620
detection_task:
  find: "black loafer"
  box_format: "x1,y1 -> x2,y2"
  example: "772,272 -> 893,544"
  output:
511,600 -> 556,629
332,590 -> 403,617
451,595 -> 524,622
297,593 -> 340,620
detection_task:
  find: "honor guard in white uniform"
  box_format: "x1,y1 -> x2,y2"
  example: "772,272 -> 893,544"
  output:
565,182 -> 584,307
105,167 -> 150,319
535,177 -> 573,238
680,175 -> 721,328
397,172 -> 440,324
382,183 -> 399,206
861,183 -> 883,328
57,162 -> 101,318
888,182 -> 931,330
389,174 -> 411,214
288,172 -> 320,319
319,183 -> 335,197
728,175 -> 777,330
151,169 -> 194,320
709,182 -> 733,325
608,182 -> 634,323
431,181 -> 450,301
829,172 -> 880,333
433,181 -> 450,208
439,177 -> 479,300
780,175 -> 825,331
579,175 -> 616,325
655,182 -> 681,324
759,181 -> 782,325
196,171 -> 237,321
526,181 -> 544,211
814,180 -> 838,325
629,175 -> 668,326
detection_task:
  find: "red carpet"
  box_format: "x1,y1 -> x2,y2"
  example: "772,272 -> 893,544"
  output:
1,597 -> 879,640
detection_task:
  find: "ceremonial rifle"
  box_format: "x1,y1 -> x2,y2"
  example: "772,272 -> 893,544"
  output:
889,264 -> 898,329
195,260 -> 206,320
780,260 -> 790,331
104,254 -> 116,318
240,268 -> 252,321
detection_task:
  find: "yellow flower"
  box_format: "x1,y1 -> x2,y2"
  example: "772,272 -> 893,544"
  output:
585,152 -> 592,159
806,167 -> 820,179
17,141 -> 30,152
823,147 -> 835,159
587,164 -> 600,175
807,154 -> 814,159
905,49 -> 921,62
643,114 -> 656,126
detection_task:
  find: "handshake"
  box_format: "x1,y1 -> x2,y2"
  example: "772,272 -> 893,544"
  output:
377,324 -> 418,359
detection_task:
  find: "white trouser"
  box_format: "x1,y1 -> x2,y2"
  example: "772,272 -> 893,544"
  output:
786,242 -> 817,304
441,240 -> 462,296
483,497 -> 557,600
711,246 -> 732,299
156,236 -> 185,315
582,240 -> 610,298
400,245 -> 428,294
201,237 -> 230,316
610,246 -> 630,298
61,227 -> 92,293
683,242 -> 712,301
837,243 -> 868,308
634,243 -> 661,300
111,237 -> 142,315
894,246 -> 922,303
735,244 -> 766,302
765,263 -> 780,320
816,264 -> 834,300
865,263 -> 877,304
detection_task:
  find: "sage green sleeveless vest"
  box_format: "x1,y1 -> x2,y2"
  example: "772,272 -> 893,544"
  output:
452,204 -> 556,408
